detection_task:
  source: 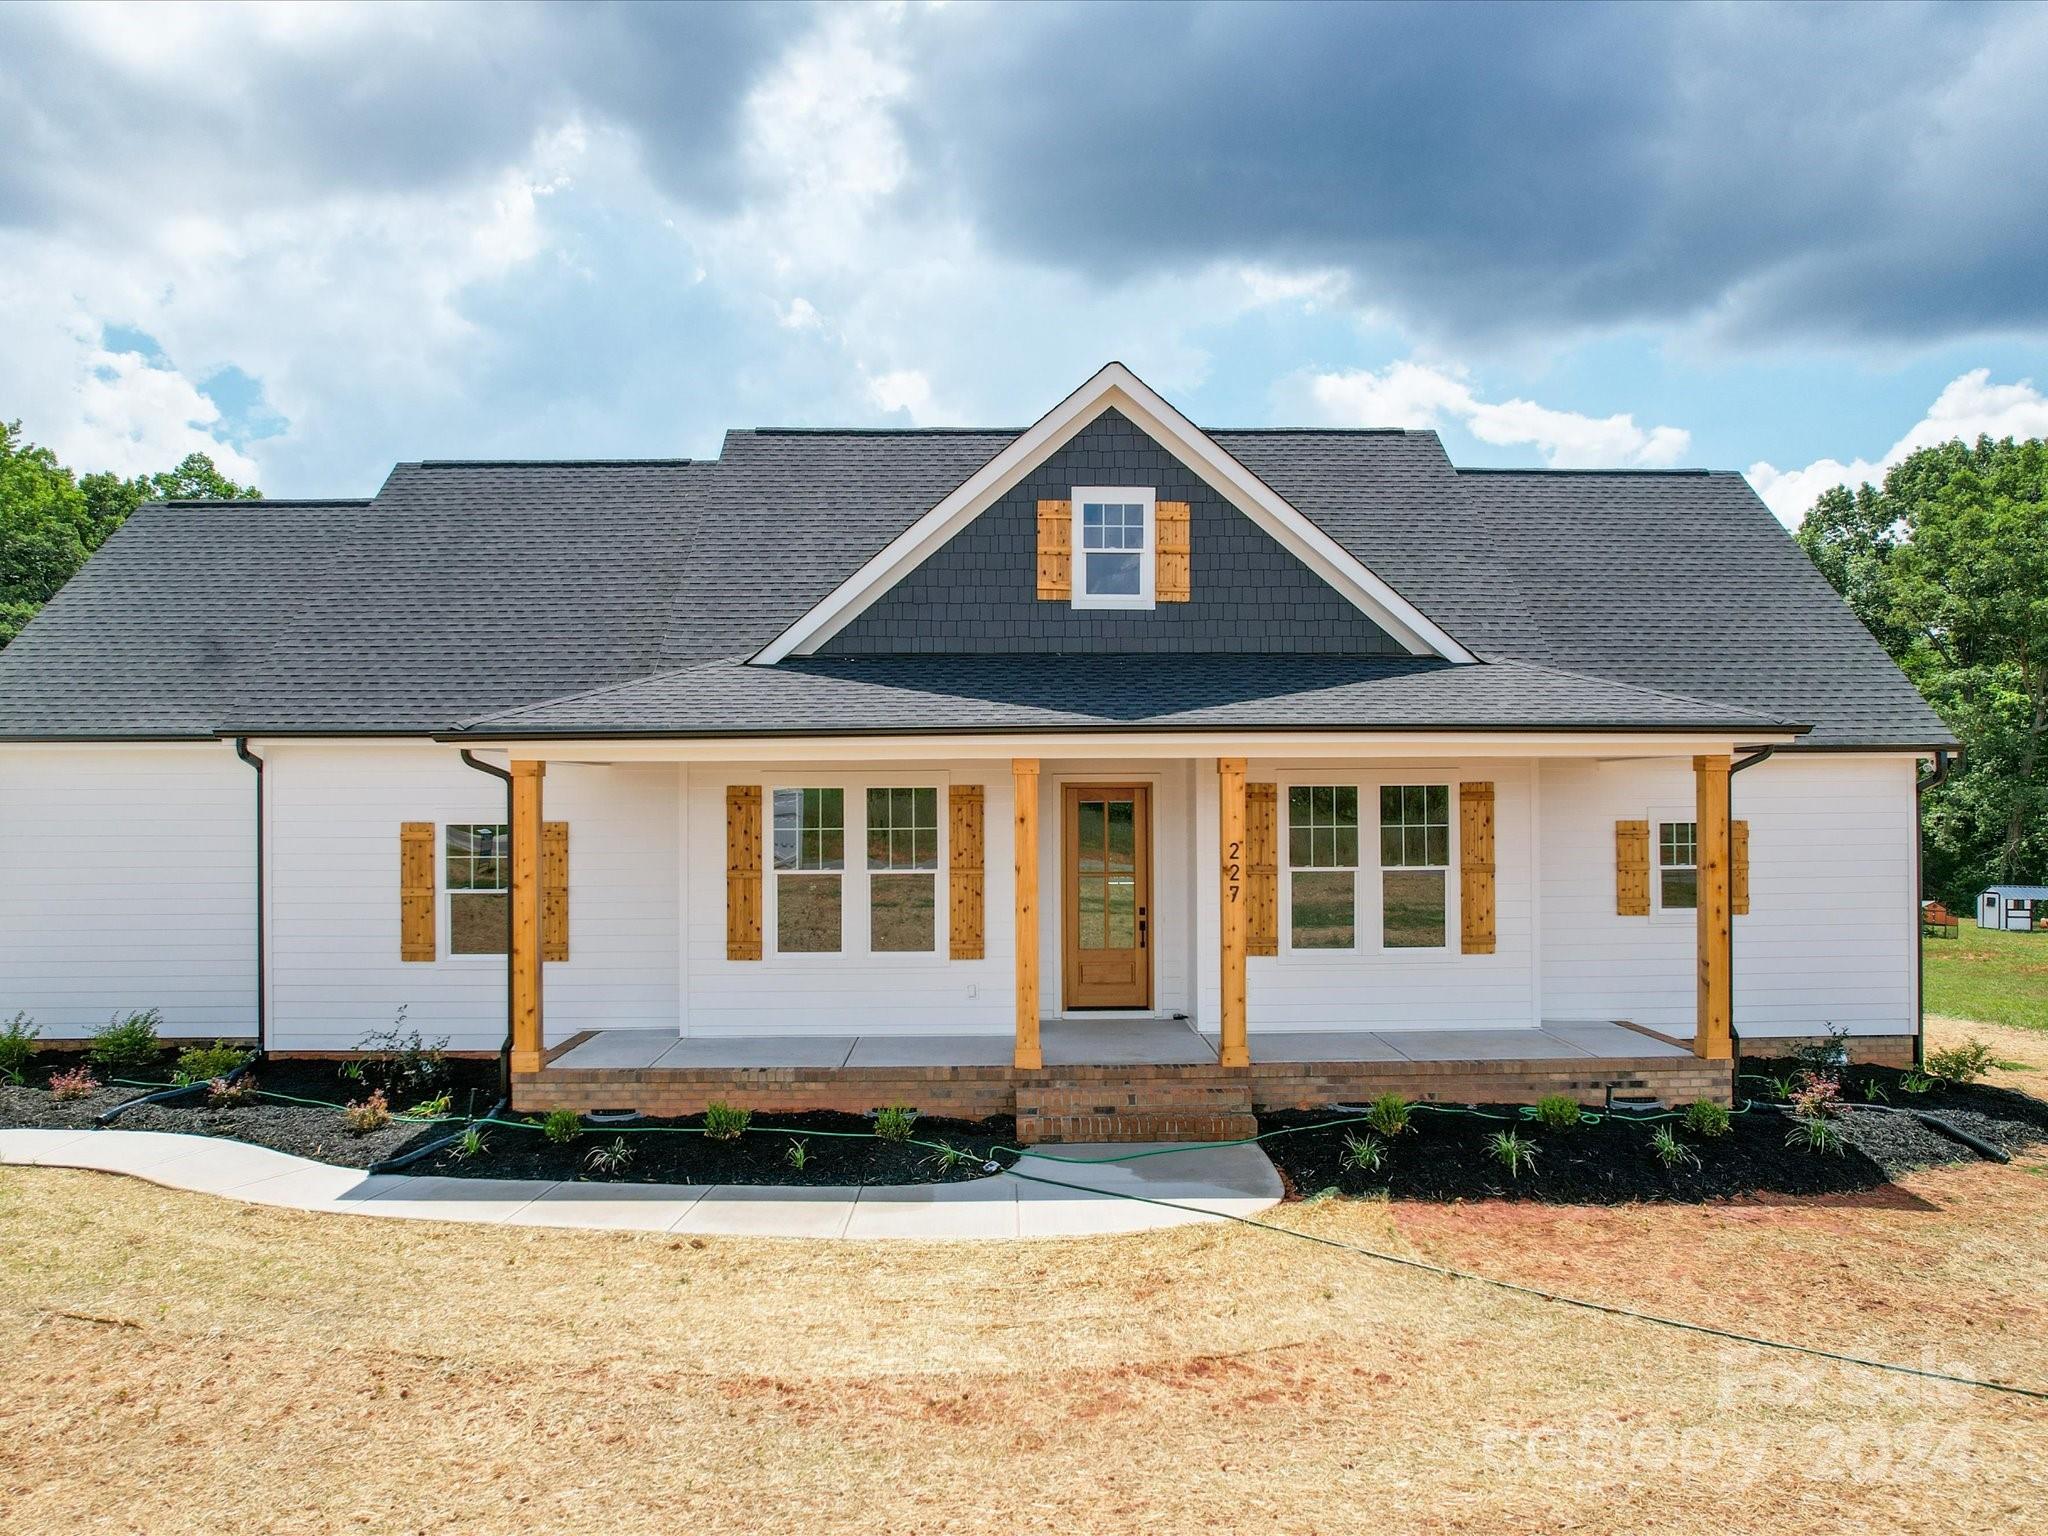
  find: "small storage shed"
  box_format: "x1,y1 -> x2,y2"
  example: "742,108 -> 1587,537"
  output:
1977,885 -> 2048,932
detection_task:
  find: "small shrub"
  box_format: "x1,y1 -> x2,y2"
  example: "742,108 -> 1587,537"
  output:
1338,1131 -> 1388,1175
1650,1125 -> 1700,1171
783,1137 -> 810,1171
88,1009 -> 163,1075
584,1137 -> 635,1176
1681,1099 -> 1731,1138
1791,1025 -> 1851,1074
173,1040 -> 250,1085
1899,1070 -> 1936,1095
346,1012 -> 450,1097
539,1106 -> 583,1145
206,1074 -> 256,1106
1486,1129 -> 1538,1179
404,1093 -> 453,1120
1530,1094 -> 1584,1131
48,1065 -> 100,1101
1926,1039 -> 1994,1085
1786,1113 -> 1845,1156
702,1101 -> 751,1141
873,1103 -> 918,1143
1789,1073 -> 1842,1121
342,1089 -> 392,1134
451,1125 -> 490,1161
1362,1092 -> 1412,1138
0,1012 -> 40,1083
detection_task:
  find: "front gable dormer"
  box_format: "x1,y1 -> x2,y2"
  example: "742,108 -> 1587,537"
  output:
753,363 -> 1473,664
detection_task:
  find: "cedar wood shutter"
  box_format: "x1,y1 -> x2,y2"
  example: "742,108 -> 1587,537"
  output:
400,821 -> 436,962
726,786 -> 763,961
1732,819 -> 1750,916
1156,499 -> 1191,602
542,821 -> 569,962
1459,782 -> 1496,954
1035,499 -> 1071,600
1245,782 -> 1278,956
1615,819 -> 1650,916
949,785 -> 985,959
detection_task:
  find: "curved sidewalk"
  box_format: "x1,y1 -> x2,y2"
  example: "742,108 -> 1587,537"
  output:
0,1127 -> 1281,1240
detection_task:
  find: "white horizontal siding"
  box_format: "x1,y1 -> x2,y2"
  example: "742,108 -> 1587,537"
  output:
267,745 -> 678,1052
1539,753 -> 1916,1038
0,745 -> 257,1035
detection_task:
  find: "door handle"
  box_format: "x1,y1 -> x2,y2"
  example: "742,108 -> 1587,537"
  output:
1138,904 -> 1148,947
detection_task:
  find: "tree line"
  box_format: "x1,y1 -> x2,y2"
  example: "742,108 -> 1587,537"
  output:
0,420 -> 259,648
1797,435 -> 2048,908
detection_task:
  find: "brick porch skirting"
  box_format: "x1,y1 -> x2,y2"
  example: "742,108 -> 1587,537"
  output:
1740,1034 -> 1916,1069
514,1053 -> 1736,1142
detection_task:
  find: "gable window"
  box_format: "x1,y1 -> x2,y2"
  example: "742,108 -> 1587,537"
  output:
447,824 -> 509,955
1288,785 -> 1358,950
1071,486 -> 1155,609
867,787 -> 939,953
1658,821 -> 1698,911
773,788 -> 844,953
1379,785 -> 1449,949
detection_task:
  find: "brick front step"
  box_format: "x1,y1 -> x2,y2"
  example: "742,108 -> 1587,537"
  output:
1016,1072 -> 1258,1145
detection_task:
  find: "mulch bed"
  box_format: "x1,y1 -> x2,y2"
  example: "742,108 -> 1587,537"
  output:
1740,1054 -> 2048,1162
418,1110 -> 1019,1186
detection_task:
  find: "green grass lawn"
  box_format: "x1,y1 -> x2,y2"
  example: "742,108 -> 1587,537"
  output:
1925,917 -> 2048,1031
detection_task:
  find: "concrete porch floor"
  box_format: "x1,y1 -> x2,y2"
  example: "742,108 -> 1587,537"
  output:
546,1018 -> 1691,1072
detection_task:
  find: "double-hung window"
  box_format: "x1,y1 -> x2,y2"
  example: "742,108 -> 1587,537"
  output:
1288,785 -> 1359,950
447,823 -> 509,955
1072,486 -> 1155,609
772,788 -> 844,953
1379,785 -> 1449,949
867,787 -> 939,952
1658,821 -> 1698,911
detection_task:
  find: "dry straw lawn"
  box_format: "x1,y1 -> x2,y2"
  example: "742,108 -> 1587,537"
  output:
5,1147 -> 2048,1536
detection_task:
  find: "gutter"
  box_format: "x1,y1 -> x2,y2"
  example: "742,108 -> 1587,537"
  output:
1725,748 -> 1775,1063
233,737 -> 267,1057
459,749 -> 516,1102
1913,749 -> 1958,1069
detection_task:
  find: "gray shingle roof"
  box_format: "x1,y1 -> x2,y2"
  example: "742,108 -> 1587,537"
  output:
0,416 -> 1949,748
456,654 -> 1796,737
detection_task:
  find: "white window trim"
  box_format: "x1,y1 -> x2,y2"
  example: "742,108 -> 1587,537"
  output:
760,775 -> 949,965
443,821 -> 511,963
1650,807 -> 1697,922
1070,485 -> 1156,610
1277,775 -> 1461,960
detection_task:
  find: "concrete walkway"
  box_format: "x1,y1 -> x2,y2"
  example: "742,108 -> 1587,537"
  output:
0,1127 -> 1282,1240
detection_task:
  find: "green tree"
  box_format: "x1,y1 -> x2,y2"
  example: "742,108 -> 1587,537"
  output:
0,424 -> 259,648
1796,435 -> 2048,903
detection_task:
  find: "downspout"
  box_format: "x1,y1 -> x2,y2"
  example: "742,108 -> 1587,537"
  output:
1726,748 -> 1775,1066
460,749 -> 516,1101
232,738 -> 266,1058
1913,749 -> 1957,1069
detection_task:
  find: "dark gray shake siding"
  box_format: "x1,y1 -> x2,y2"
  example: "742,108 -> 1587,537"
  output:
820,410 -> 1403,656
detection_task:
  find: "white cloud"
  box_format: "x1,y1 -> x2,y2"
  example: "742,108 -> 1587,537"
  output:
65,343 -> 261,484
1745,369 -> 2048,525
866,368 -> 932,417
1305,360 -> 1692,467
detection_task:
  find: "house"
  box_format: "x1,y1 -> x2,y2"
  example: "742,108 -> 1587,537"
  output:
0,364 -> 1956,1139
1977,886 -> 2048,933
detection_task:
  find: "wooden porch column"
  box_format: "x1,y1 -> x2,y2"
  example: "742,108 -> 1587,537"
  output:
1218,756 -> 1249,1068
510,760 -> 546,1075
1012,758 -> 1042,1070
1694,753 -> 1733,1060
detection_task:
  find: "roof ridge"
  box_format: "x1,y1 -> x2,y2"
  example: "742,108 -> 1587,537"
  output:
412,458 -> 696,468
1457,466 -> 1718,477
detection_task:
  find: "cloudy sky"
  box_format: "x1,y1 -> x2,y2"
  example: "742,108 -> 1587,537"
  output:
4,0 -> 2047,524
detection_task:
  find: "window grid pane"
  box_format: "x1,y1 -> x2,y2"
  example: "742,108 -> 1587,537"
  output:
866,786 -> 938,871
1659,822 -> 1697,868
446,824 -> 509,892
1379,785 -> 1450,869
774,788 -> 844,871
1288,785 -> 1360,869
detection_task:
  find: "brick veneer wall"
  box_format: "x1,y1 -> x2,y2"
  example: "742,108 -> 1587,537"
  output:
513,1052 -> 1737,1140
1741,1034 -> 1917,1069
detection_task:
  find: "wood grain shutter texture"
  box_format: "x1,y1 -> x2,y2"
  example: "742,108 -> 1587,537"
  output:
1459,781 -> 1496,954
1245,781 -> 1278,957
726,786 -> 763,961
1731,819 -> 1750,916
1616,819 -> 1651,917
949,784 -> 985,960
400,821 -> 436,962
541,820 -> 569,962
1156,498 -> 1192,602
1035,499 -> 1072,600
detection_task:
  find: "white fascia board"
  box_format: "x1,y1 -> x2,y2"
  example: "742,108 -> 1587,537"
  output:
750,361 -> 1475,665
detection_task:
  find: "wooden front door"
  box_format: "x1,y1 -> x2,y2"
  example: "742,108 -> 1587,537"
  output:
1062,784 -> 1153,1010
